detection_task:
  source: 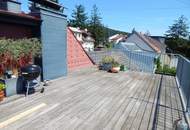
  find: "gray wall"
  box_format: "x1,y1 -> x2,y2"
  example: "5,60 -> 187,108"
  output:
40,8 -> 67,80
0,1 -> 21,13
7,1 -> 21,13
126,33 -> 155,52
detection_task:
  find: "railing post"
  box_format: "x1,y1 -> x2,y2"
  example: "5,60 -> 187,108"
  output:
129,51 -> 131,70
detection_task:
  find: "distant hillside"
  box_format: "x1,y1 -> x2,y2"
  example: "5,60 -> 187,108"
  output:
104,27 -> 129,37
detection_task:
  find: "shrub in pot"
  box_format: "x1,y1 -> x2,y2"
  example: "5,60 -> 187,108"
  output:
111,61 -> 120,73
100,56 -> 114,71
0,82 -> 5,101
120,64 -> 128,71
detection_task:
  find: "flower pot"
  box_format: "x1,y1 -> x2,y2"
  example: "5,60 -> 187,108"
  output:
111,67 -> 120,73
102,63 -> 112,71
0,90 -> 5,102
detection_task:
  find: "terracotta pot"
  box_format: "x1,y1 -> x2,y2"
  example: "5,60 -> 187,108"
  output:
0,90 -> 5,102
111,67 -> 120,73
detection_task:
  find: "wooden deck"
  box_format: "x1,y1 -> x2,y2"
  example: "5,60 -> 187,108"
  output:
0,68 -> 186,130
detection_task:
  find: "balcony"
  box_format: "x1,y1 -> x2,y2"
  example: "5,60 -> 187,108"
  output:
0,66 -> 188,130
0,49 -> 190,130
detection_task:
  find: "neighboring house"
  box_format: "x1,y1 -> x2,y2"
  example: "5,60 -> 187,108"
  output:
108,34 -> 127,44
69,27 -> 83,42
119,42 -> 143,52
82,36 -> 95,52
150,36 -> 166,45
69,27 -> 95,52
123,30 -> 165,53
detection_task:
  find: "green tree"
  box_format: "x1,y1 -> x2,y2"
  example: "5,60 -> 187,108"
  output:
165,15 -> 189,38
69,5 -> 88,29
165,15 -> 190,58
88,5 -> 106,47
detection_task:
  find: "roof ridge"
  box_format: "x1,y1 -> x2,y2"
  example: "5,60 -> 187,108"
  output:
135,32 -> 161,53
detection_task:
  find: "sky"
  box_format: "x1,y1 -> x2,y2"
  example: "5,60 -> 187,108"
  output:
21,0 -> 190,36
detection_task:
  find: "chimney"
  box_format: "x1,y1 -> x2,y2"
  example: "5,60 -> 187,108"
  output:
0,0 -> 21,13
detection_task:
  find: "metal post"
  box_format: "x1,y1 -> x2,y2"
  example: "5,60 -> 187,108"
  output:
129,51 -> 131,70
26,81 -> 30,97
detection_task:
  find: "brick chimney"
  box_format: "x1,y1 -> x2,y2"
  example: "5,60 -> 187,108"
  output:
0,0 -> 21,13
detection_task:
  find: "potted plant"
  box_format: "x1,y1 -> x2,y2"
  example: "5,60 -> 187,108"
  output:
120,64 -> 128,71
111,61 -> 120,73
0,82 -> 5,101
100,56 -> 114,71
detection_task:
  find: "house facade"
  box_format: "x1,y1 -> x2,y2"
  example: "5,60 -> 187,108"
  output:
0,0 -> 67,80
69,27 -> 95,52
122,30 -> 165,53
108,34 -> 127,44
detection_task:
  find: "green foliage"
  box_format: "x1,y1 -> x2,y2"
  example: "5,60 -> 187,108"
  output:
101,56 -> 120,67
165,37 -> 190,58
101,56 -> 114,64
0,38 -> 41,76
165,15 -> 189,38
69,5 -> 88,29
165,15 -> 190,58
88,5 -> 106,47
105,42 -> 114,49
155,57 -> 161,70
112,61 -> 120,67
120,65 -> 128,71
69,4 -> 128,47
0,83 -> 5,90
0,38 -> 41,59
155,58 -> 176,76
120,65 -> 125,71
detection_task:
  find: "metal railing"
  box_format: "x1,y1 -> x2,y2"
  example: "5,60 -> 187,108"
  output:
88,48 -> 158,73
176,55 -> 190,112
88,49 -> 179,74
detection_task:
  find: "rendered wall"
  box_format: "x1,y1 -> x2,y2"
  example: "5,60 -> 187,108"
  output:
40,8 -> 67,80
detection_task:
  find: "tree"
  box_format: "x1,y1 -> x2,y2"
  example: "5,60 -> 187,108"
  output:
165,15 -> 189,38
88,5 -> 106,47
165,15 -> 190,58
69,5 -> 88,29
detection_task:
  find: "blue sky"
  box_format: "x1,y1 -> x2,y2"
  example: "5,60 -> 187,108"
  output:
22,0 -> 190,36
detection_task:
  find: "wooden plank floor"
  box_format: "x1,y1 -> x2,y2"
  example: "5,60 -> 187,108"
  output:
155,75 -> 185,130
0,68 -> 186,130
